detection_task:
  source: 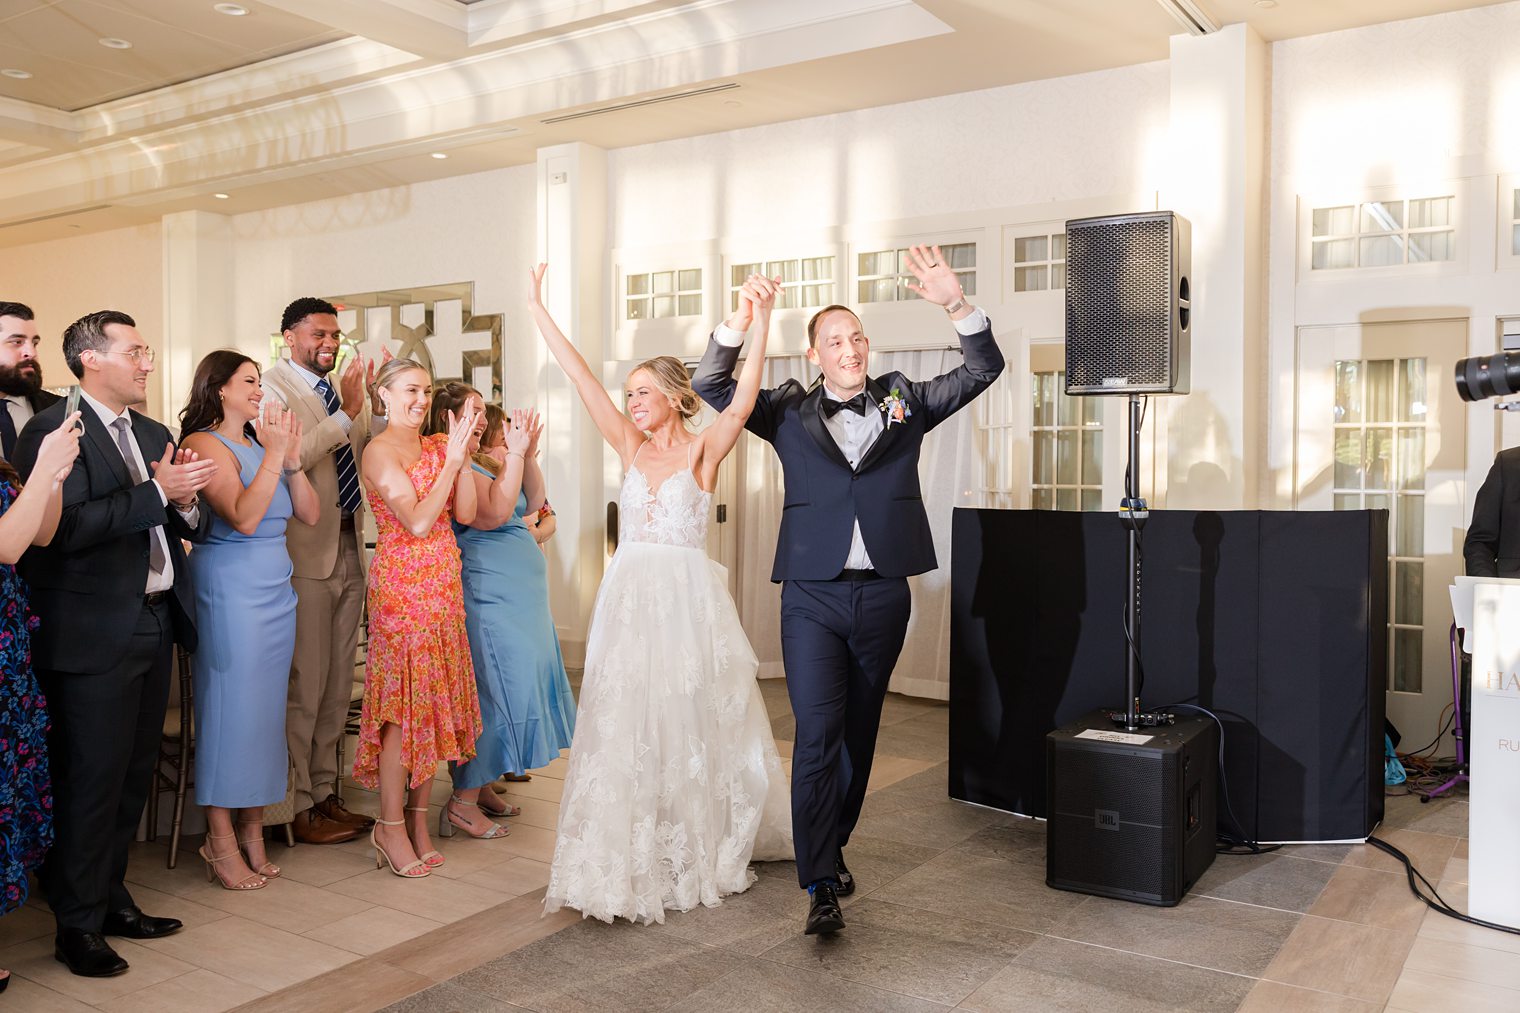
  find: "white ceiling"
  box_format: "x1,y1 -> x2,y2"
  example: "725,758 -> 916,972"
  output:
0,0 -> 1509,247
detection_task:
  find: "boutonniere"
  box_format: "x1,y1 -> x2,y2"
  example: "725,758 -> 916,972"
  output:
879,388 -> 912,427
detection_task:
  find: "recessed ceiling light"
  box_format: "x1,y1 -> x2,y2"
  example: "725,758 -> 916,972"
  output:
429,152 -> 448,159
0,68 -> 31,79
1254,0 -> 1278,7
99,37 -> 133,50
212,192 -> 231,199
213,3 -> 250,14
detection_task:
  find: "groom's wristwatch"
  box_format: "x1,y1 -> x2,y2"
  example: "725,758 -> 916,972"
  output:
944,296 -> 968,315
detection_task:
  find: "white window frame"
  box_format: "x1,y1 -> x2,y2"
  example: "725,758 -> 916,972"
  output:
853,240 -> 977,305
623,267 -> 703,321
1298,183 -> 1468,283
727,255 -> 837,313
1498,173 -> 1520,272
1006,226 -> 1068,295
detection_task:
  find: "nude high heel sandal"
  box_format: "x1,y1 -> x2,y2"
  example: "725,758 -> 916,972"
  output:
237,821 -> 281,879
198,833 -> 267,891
404,806 -> 445,868
370,818 -> 430,878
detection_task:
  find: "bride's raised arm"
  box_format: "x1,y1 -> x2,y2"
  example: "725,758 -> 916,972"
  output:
527,263 -> 645,466
700,274 -> 778,488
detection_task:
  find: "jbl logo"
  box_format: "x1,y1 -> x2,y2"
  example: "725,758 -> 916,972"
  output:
1095,809 -> 1120,831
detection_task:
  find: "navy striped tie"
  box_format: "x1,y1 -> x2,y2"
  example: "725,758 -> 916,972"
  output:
315,377 -> 362,515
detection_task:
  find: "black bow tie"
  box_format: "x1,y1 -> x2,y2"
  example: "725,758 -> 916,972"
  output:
822,393 -> 870,418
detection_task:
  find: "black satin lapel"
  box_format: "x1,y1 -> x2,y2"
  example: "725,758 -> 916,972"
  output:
82,408 -> 133,490
856,376 -> 900,472
800,384 -> 853,470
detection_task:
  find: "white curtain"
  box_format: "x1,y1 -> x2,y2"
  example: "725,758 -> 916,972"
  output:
733,348 -> 977,700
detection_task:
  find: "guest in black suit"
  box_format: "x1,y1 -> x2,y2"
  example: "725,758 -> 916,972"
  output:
0,302 -> 62,462
1464,446 -> 1520,576
692,245 -> 1004,935
13,310 -> 216,978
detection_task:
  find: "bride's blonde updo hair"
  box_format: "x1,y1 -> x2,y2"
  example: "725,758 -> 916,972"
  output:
631,355 -> 700,426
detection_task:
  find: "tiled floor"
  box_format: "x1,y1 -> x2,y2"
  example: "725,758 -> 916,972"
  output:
0,675 -> 1505,1012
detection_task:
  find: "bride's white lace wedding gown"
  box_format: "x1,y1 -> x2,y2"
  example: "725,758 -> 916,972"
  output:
543,444 -> 793,925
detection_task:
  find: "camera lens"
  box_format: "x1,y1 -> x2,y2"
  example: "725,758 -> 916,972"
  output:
1455,352 -> 1520,402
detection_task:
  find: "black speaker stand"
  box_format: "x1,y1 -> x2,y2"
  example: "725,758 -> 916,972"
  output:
1117,393 -> 1171,731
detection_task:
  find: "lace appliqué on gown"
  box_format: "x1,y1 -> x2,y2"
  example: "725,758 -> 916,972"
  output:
544,453 -> 793,925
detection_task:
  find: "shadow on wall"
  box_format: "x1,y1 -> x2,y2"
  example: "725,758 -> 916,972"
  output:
230,186 -> 416,241
1166,389 -> 1241,509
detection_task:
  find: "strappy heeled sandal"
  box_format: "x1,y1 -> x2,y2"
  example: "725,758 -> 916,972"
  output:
236,820 -> 281,879
475,793 -> 522,818
438,794 -> 510,839
199,832 -> 267,891
370,818 -> 430,878
404,806 -> 446,867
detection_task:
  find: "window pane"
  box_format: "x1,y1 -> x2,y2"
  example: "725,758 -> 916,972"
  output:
1366,360 -> 1394,423
1081,488 -> 1103,512
1407,196 -> 1451,228
1056,385 -> 1076,427
1334,429 -> 1363,489
1081,429 -> 1102,485
627,273 -> 650,295
652,295 -> 676,318
946,243 -> 977,269
1082,395 -> 1101,426
1015,266 -> 1047,292
768,261 -> 800,284
1056,487 -> 1078,511
1393,628 -> 1422,693
1359,234 -> 1404,267
1052,233 -> 1067,260
1366,492 -> 1390,515
959,272 -> 977,297
1512,223 -> 1520,257
1360,201 -> 1404,233
1312,238 -> 1355,270
1334,493 -> 1360,511
1398,428 -> 1425,490
652,271 -> 674,294
731,263 -> 759,286
1365,428 -> 1393,489
1335,360 -> 1362,423
1312,205 -> 1354,236
1033,431 -> 1053,485
678,269 -> 701,291
1056,430 -> 1077,485
678,294 -> 702,316
1408,231 -> 1454,262
858,251 -> 894,276
1014,236 -> 1048,263
803,257 -> 832,281
1050,263 -> 1066,289
898,278 -> 919,301
626,297 -> 649,320
730,290 -> 742,313
1395,560 -> 1424,625
1396,493 -> 1424,556
1031,373 -> 1048,427
1514,188 -> 1520,220
1032,487 -> 1053,509
858,279 -> 895,303
1399,358 -> 1427,421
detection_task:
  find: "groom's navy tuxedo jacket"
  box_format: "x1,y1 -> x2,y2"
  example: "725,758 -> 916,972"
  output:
692,321 -> 1003,582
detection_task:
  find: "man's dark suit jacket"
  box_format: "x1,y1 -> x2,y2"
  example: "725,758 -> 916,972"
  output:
13,398 -> 210,674
1465,446 -> 1520,577
692,322 -> 1004,581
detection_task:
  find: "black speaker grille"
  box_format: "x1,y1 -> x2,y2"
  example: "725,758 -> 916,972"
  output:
1047,741 -> 1177,901
1065,216 -> 1174,391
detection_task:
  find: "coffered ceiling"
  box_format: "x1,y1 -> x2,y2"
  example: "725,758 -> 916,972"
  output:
0,0 -> 1508,247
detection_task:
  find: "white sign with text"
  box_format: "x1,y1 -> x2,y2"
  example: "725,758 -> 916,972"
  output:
1467,581 -> 1520,927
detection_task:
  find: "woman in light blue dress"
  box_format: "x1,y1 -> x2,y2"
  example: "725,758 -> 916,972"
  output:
426,388 -> 575,839
180,351 -> 320,890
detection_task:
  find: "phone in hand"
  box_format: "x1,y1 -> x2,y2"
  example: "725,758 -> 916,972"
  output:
65,385 -> 82,431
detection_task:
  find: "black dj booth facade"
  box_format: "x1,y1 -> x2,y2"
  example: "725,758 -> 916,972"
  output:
949,508 -> 1387,843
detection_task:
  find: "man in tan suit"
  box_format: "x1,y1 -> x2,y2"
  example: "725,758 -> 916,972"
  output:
262,297 -> 383,844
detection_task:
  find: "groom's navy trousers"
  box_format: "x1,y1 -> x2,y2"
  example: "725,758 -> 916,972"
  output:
781,574 -> 911,886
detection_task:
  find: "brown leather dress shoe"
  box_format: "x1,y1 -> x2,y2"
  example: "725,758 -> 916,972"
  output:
315,793 -> 376,829
292,807 -> 360,845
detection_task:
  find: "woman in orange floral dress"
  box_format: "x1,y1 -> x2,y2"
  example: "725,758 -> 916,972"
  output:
354,357 -> 482,879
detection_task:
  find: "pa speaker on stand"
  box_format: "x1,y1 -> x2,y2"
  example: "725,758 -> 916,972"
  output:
1046,210 -> 1217,906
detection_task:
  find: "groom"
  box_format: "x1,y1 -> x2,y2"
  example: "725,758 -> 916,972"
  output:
693,245 -> 1004,934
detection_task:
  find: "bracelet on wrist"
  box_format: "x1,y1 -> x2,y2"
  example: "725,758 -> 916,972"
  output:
944,295 -> 968,315
260,466 -> 281,477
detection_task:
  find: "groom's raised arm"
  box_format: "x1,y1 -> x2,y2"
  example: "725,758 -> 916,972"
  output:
693,322 -> 784,440
911,311 -> 1005,431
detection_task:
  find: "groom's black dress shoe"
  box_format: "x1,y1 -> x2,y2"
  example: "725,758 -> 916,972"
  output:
103,906 -> 183,939
54,930 -> 129,977
805,883 -> 846,935
835,857 -> 854,897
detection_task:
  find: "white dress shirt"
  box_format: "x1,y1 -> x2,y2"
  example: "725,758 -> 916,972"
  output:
713,306 -> 989,572
79,387 -> 198,594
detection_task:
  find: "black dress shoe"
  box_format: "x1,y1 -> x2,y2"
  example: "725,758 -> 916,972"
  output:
54,930 -> 129,977
103,906 -> 183,939
835,856 -> 854,897
804,883 -> 845,935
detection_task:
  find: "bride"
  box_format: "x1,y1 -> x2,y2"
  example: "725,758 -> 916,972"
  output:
532,265 -> 793,925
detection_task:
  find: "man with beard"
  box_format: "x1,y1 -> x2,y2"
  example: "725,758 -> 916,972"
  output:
0,302 -> 61,462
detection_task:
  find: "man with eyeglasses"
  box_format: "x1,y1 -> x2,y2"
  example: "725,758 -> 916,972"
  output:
13,310 -> 216,978
0,301 -> 61,462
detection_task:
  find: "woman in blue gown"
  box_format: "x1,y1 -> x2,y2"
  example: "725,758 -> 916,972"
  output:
426,388 -> 575,839
0,408 -> 81,995
180,351 -> 320,890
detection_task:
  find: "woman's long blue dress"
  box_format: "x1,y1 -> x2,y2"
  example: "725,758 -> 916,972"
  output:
452,466 -> 575,788
187,432 -> 296,807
